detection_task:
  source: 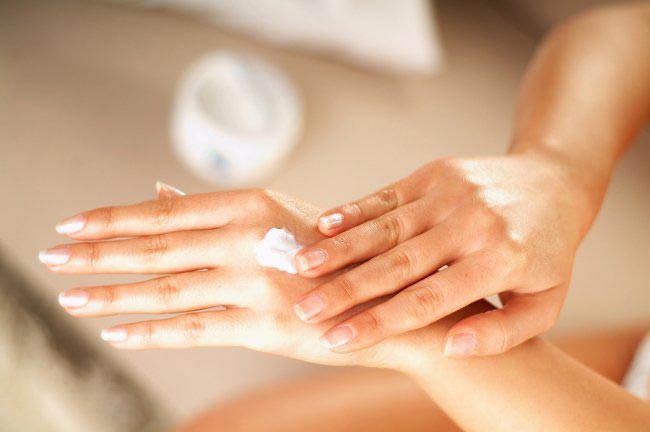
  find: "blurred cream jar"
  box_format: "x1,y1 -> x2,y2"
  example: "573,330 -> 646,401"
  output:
171,52 -> 302,186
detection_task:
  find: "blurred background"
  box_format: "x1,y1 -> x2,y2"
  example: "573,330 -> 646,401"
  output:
0,0 -> 648,430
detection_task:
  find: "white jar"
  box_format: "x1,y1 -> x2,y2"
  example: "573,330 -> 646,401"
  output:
171,51 -> 302,186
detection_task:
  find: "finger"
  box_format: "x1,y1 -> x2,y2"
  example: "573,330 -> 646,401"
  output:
319,251 -> 509,352
58,269 -> 246,316
443,288 -> 564,357
317,181 -> 421,236
294,196 -> 446,276
55,189 -> 258,240
100,309 -> 252,350
39,227 -> 240,274
156,180 -> 186,199
293,217 -> 469,322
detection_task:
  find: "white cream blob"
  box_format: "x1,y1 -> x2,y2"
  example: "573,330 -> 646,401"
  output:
253,227 -> 304,274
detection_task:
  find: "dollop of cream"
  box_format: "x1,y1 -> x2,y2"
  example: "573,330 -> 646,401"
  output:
253,227 -> 304,274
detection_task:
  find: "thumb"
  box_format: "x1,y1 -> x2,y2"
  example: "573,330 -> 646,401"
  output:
443,289 -> 564,358
155,181 -> 186,199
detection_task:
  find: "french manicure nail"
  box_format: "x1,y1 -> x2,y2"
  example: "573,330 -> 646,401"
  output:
294,295 -> 325,321
38,248 -> 71,265
294,249 -> 326,272
56,214 -> 86,235
320,325 -> 355,349
444,333 -> 477,358
101,327 -> 128,342
320,213 -> 344,229
58,289 -> 89,308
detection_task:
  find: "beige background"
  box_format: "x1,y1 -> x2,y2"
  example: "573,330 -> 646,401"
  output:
1,0 -> 648,422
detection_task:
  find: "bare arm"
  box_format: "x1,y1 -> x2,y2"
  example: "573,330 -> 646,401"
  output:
408,302 -> 650,431
511,1 -> 650,220
416,6 -> 650,428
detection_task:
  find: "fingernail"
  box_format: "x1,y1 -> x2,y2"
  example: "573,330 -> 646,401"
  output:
38,248 -> 71,265
101,327 -> 128,342
293,294 -> 325,321
58,289 -> 89,308
319,213 -> 344,230
444,333 -> 477,358
320,325 -> 355,349
156,180 -> 186,197
56,214 -> 86,235
294,249 -> 326,272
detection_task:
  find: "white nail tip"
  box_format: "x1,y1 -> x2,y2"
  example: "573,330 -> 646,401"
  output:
320,213 -> 344,228
38,250 -> 70,265
58,292 -> 89,308
55,220 -> 85,234
101,328 -> 128,342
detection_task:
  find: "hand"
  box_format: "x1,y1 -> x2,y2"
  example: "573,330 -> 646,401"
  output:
292,152 -> 596,357
41,187 -> 431,372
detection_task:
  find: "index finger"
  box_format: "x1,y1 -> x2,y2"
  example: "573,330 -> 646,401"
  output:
55,190 -> 256,241
317,180 -> 420,236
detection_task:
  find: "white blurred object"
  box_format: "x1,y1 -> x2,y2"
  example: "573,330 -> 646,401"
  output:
136,0 -> 443,74
171,51 -> 302,186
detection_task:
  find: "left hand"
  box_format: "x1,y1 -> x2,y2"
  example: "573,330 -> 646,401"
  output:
292,152 -> 598,357
40,186 -> 439,372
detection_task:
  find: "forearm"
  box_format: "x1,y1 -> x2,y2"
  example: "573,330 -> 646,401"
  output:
403,301 -> 650,431
510,3 -> 650,224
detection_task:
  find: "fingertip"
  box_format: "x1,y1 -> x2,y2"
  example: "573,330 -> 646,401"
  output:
319,324 -> 357,352
55,214 -> 87,236
445,310 -> 510,357
101,326 -> 128,343
293,293 -> 326,322
443,332 -> 478,358
317,212 -> 344,234
292,248 -> 327,274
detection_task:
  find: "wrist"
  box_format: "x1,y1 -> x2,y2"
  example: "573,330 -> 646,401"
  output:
508,142 -> 611,238
384,301 -> 497,377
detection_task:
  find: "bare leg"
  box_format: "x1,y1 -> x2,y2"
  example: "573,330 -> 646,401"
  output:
176,324 -> 648,432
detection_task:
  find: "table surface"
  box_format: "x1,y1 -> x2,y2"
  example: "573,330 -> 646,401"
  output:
1,0 -> 649,421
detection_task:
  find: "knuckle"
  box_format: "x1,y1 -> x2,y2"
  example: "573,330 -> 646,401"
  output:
99,286 -> 117,309
329,275 -> 356,304
330,233 -> 352,253
246,189 -> 276,213
386,246 -> 418,279
345,202 -> 363,219
180,313 -> 206,343
376,188 -> 399,211
149,199 -> 176,227
140,321 -> 155,343
488,310 -> 510,353
87,242 -> 102,268
378,215 -> 404,248
360,309 -> 382,333
97,207 -> 115,231
155,276 -> 181,306
409,282 -> 445,322
501,240 -> 527,271
143,234 -> 169,260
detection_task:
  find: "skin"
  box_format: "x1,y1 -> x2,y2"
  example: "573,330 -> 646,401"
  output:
39,3 -> 650,430
177,325 -> 649,431
43,188 -> 650,430
292,2 -> 650,357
